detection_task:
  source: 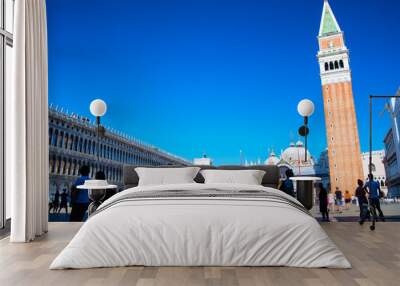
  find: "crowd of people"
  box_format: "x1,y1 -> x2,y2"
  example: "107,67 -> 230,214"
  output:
318,174 -> 386,223
49,165 -> 116,222
48,188 -> 68,214
279,169 -> 386,223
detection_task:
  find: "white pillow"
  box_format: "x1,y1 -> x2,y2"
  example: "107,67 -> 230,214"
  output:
200,169 -> 266,185
135,167 -> 200,186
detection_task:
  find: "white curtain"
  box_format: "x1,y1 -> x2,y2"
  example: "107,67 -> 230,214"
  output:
7,0 -> 49,242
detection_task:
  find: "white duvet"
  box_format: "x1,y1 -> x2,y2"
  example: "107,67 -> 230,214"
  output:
50,183 -> 351,269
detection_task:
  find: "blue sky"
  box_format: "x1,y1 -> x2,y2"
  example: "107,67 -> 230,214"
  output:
47,0 -> 400,165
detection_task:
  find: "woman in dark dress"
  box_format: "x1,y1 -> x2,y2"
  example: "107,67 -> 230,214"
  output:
318,183 -> 329,222
279,169 -> 295,197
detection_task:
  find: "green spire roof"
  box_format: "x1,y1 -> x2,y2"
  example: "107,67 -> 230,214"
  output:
319,1 -> 341,36
322,8 -> 338,34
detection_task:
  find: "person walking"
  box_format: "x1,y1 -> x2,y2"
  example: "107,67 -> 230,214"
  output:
279,169 -> 295,197
318,183 -> 329,222
328,189 -> 335,212
344,190 -> 352,210
59,189 -> 69,214
52,189 -> 60,214
70,165 -> 90,222
355,179 -> 370,223
334,187 -> 343,213
365,174 -> 385,221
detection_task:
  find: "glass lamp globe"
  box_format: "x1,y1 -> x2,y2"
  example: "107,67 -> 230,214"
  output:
90,99 -> 107,117
297,99 -> 315,117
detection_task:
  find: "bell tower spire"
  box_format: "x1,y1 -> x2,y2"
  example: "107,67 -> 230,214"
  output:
319,0 -> 341,37
317,0 -> 364,194
317,0 -> 349,86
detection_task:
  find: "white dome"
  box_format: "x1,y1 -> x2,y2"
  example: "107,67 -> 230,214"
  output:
281,141 -> 314,167
265,151 -> 280,165
296,140 -> 303,147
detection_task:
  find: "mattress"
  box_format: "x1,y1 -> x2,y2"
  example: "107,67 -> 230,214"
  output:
50,183 -> 351,269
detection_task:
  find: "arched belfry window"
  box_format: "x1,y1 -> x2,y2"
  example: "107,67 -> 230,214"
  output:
325,62 -> 329,71
339,60 -> 344,68
329,62 -> 334,70
334,61 -> 339,69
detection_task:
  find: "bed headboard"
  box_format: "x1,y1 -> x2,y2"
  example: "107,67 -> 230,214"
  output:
122,164 -> 280,189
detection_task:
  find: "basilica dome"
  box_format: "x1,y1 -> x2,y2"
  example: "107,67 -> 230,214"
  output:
281,141 -> 314,167
265,150 -> 280,165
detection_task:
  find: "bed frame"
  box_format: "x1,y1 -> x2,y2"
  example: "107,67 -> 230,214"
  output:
122,165 -> 280,189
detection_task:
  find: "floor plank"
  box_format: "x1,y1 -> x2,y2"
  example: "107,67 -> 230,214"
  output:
0,222 -> 399,286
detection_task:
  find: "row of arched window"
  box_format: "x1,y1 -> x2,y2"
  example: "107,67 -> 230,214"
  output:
324,60 -> 344,71
48,125 -> 172,166
49,156 -> 122,182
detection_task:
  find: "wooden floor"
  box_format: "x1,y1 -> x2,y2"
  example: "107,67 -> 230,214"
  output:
0,222 -> 399,286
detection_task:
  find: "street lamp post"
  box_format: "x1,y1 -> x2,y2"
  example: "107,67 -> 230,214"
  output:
90,99 -> 107,162
292,99 -> 317,210
297,99 -> 315,162
86,99 -> 110,215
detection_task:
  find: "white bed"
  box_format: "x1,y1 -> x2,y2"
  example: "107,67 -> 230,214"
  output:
50,183 -> 350,269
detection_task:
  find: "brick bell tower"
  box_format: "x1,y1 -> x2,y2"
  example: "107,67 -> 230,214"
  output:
317,0 -> 364,194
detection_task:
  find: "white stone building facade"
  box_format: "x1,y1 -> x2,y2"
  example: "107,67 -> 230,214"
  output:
361,151 -> 387,194
383,88 -> 400,197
